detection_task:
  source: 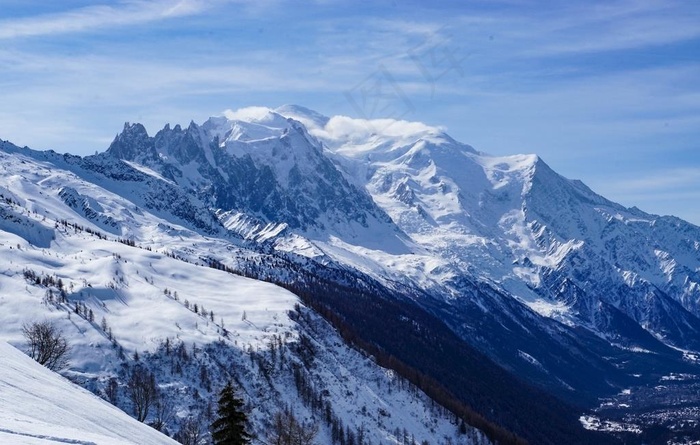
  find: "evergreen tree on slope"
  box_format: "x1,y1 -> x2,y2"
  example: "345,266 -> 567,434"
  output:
211,381 -> 251,445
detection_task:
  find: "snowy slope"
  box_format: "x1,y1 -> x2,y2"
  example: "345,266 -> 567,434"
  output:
0,140 -> 489,445
0,342 -> 177,445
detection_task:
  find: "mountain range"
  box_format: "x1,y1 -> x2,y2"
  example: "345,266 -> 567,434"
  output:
1,105 -> 699,445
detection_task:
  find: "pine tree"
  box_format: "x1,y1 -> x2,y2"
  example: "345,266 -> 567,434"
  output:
211,382 -> 251,445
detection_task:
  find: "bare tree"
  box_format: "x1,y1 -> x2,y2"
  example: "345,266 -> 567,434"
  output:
268,408 -> 318,445
105,377 -> 119,405
151,396 -> 175,432
22,320 -> 70,371
175,415 -> 204,445
127,365 -> 159,422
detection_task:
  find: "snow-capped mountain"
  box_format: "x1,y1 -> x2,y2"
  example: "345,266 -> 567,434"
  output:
2,105 -> 700,444
104,108 -> 407,252
281,106 -> 700,346
274,107 -> 700,401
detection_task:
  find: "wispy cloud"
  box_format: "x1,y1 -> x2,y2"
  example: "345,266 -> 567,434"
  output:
499,1 -> 700,56
599,168 -> 700,223
0,48 -> 347,100
608,168 -> 700,194
0,0 -> 210,39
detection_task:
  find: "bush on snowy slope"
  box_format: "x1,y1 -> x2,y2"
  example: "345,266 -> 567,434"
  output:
21,319 -> 70,371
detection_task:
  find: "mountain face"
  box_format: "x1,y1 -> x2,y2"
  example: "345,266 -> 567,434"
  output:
1,106 -> 700,444
288,108 -> 700,344
275,108 -> 700,394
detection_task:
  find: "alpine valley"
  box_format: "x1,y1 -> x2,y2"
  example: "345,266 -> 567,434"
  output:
1,105 -> 699,445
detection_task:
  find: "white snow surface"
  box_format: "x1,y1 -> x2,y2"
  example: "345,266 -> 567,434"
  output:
0,342 -> 177,445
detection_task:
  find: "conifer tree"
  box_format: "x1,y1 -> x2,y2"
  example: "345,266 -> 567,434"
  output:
211,382 -> 251,445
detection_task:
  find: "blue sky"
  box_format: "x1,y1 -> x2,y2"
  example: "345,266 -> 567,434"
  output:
1,0 -> 699,224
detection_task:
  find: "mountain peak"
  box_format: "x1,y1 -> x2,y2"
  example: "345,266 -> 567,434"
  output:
222,106 -> 288,127
107,122 -> 154,160
275,104 -> 330,128
121,121 -> 149,137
